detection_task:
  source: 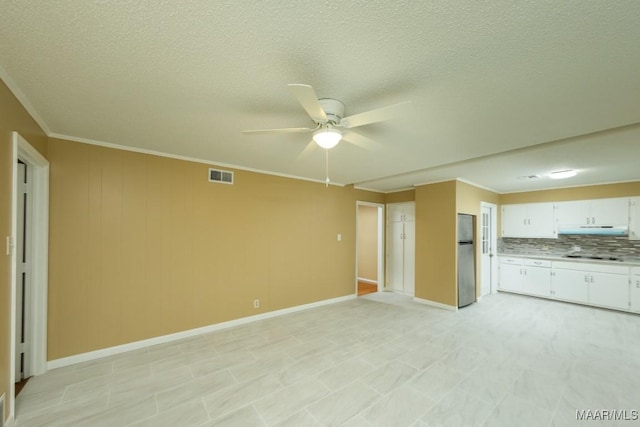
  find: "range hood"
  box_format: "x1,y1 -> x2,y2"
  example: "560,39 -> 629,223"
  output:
557,225 -> 629,236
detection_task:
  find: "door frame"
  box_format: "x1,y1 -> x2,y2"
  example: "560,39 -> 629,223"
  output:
10,132 -> 49,419
480,201 -> 498,295
355,201 -> 385,294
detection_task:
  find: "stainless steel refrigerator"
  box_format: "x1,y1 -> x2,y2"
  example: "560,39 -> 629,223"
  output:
457,214 -> 476,308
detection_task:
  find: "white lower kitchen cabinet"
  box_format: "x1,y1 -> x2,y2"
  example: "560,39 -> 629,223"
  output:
498,258 -> 523,292
631,268 -> 640,313
588,272 -> 629,311
551,268 -> 589,304
522,260 -> 552,297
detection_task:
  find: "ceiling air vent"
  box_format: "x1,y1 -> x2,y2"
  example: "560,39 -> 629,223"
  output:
209,168 -> 234,184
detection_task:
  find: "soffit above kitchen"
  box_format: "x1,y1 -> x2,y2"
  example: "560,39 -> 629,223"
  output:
0,1 -> 639,193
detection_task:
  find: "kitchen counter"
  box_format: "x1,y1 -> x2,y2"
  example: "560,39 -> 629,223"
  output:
498,253 -> 640,267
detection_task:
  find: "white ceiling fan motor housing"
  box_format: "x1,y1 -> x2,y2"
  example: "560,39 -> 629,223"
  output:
318,99 -> 345,124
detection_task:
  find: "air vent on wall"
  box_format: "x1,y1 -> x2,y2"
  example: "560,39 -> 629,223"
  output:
209,168 -> 234,184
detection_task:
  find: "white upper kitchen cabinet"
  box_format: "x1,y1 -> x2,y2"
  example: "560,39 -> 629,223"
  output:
630,197 -> 640,240
556,197 -> 630,226
388,201 -> 415,222
501,203 -> 555,238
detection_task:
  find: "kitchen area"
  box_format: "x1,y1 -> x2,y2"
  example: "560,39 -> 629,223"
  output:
497,196 -> 640,313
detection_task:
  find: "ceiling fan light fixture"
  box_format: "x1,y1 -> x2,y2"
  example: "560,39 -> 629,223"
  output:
549,169 -> 577,179
313,127 -> 342,149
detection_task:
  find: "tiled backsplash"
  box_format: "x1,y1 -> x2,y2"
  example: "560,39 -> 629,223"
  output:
498,235 -> 640,260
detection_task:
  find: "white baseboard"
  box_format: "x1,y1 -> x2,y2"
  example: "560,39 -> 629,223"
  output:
357,277 -> 377,284
48,294 -> 356,370
413,296 -> 458,312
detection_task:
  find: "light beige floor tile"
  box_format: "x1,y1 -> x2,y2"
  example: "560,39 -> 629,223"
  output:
409,364 -> 466,402
155,369 -> 237,412
205,405 -> 266,427
363,360 -> 418,395
316,356 -> 376,390
483,395 -> 552,427
128,400 -> 210,427
363,384 -> 435,427
420,388 -> 494,427
253,378 -> 329,425
271,410 -> 323,427
511,369 -> 567,412
202,374 -> 281,419
307,381 -> 380,426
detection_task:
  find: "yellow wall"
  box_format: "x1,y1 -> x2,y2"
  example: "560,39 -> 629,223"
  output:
456,181 -> 501,296
357,205 -> 378,282
414,180 -> 500,307
0,79 -> 48,422
414,181 -> 457,305
47,138 -> 383,360
500,181 -> 640,204
384,189 -> 415,204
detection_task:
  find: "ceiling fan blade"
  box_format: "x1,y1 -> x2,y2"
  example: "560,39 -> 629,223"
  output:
288,84 -> 328,123
339,101 -> 411,129
342,130 -> 383,151
296,140 -> 318,161
242,127 -> 313,135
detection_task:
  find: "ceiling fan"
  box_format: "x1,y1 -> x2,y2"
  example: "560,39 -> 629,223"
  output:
242,84 -> 410,185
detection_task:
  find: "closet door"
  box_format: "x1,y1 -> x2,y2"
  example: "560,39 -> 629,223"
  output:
387,221 -> 405,292
403,220 -> 415,295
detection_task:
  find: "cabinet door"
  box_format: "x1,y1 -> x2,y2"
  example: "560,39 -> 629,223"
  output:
628,198 -> 640,240
631,277 -> 640,313
499,263 -> 523,292
588,273 -> 629,310
527,203 -> 556,238
522,266 -> 551,297
589,198 -> 629,225
388,202 -> 415,222
551,269 -> 589,304
555,200 -> 589,226
502,205 -> 527,237
387,222 -> 404,291
403,221 -> 415,296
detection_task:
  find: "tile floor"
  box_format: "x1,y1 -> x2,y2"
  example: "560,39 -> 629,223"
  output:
14,292 -> 640,426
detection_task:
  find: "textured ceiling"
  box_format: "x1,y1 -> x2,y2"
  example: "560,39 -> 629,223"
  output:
1,1 -> 639,192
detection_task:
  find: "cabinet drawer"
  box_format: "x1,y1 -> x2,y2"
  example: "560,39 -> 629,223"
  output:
500,257 -> 523,265
552,261 -> 629,275
524,259 -> 551,268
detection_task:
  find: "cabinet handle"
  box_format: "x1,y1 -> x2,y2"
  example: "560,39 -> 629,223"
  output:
584,275 -> 588,283
523,219 -> 526,225
592,217 -> 595,224
590,276 -> 594,283
586,217 -> 590,224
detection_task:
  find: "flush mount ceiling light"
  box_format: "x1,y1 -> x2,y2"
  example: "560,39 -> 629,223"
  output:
549,169 -> 577,179
312,126 -> 342,149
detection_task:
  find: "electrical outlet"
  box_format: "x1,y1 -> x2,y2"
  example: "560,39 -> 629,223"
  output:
253,299 -> 260,309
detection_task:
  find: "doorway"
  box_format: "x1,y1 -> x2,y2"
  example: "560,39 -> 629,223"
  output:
356,202 -> 384,296
10,132 -> 49,420
480,202 -> 498,296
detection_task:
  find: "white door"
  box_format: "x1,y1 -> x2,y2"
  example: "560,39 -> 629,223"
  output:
403,220 -> 415,296
480,206 -> 493,296
387,221 -> 404,292
15,161 -> 29,381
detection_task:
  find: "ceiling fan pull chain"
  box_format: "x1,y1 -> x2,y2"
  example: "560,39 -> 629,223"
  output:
325,149 -> 330,187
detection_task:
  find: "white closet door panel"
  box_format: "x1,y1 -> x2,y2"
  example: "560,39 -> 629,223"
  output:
403,221 -> 415,296
387,221 -> 404,291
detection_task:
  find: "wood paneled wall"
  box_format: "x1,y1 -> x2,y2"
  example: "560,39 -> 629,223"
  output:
47,138 -> 383,360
